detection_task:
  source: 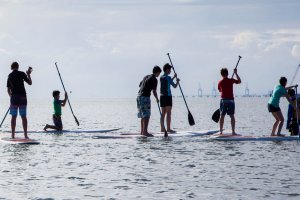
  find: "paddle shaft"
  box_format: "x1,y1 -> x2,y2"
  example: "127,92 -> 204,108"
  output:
295,86 -> 299,139
167,53 -> 191,112
290,64 -> 300,86
231,56 -> 242,79
157,103 -> 168,137
0,108 -> 10,128
55,63 -> 79,126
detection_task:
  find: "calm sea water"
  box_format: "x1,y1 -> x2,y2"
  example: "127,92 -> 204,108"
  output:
0,97 -> 300,200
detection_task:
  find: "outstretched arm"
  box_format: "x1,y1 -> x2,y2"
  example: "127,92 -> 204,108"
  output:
234,69 -> 241,84
25,67 -> 32,85
61,92 -> 68,107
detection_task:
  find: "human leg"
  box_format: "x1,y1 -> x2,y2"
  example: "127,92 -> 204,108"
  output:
275,111 -> 285,136
165,106 -> 175,132
219,115 -> 225,134
21,116 -> 28,139
161,107 -> 167,132
271,112 -> 280,136
229,114 -> 236,135
11,116 -> 17,139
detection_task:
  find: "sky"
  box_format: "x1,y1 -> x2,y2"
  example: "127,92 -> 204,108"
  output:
0,0 -> 300,100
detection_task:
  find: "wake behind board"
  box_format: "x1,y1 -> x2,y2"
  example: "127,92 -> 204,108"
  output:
92,130 -> 219,139
3,128 -> 122,134
210,133 -> 299,141
1,137 -> 40,145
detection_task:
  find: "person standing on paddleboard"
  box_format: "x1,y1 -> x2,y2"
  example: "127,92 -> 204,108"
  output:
7,62 -> 32,139
160,63 -> 180,133
43,90 -> 68,131
268,77 -> 295,136
218,68 -> 241,135
137,66 -> 162,137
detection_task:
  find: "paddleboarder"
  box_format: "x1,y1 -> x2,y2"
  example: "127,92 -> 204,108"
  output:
137,66 -> 162,137
268,77 -> 296,136
7,62 -> 32,139
43,90 -> 68,131
160,63 -> 180,133
218,67 -> 241,135
286,88 -> 299,135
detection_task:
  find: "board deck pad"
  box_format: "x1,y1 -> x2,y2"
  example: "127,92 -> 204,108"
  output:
1,137 -> 40,144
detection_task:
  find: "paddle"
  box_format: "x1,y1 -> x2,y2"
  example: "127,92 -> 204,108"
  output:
212,56 -> 242,123
55,62 -> 80,126
295,85 -> 299,139
157,102 -> 168,137
0,108 -> 10,128
167,53 -> 195,126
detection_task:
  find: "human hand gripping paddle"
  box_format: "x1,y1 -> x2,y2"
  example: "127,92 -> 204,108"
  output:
212,56 -> 242,123
55,62 -> 80,126
167,53 -> 195,126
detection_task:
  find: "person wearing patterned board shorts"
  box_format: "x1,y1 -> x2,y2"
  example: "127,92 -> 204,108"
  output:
7,62 -> 32,139
218,67 -> 241,135
268,77 -> 296,136
137,66 -> 162,137
43,90 -> 68,131
159,63 -> 180,133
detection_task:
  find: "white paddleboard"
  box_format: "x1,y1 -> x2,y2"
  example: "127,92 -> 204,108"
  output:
210,133 -> 299,141
3,128 -> 122,134
92,130 -> 219,139
1,137 -> 40,145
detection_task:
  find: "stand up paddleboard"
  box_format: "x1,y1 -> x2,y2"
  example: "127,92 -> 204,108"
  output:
210,133 -> 299,141
92,130 -> 219,139
1,137 -> 40,145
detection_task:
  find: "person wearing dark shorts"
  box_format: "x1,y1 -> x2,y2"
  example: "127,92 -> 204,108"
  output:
218,67 -> 241,135
268,77 -> 295,136
160,63 -> 180,133
7,62 -> 32,139
43,90 -> 68,131
137,66 -> 161,137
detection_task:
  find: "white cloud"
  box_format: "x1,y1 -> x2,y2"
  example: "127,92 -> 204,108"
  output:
292,45 -> 300,58
231,29 -> 300,52
231,31 -> 259,49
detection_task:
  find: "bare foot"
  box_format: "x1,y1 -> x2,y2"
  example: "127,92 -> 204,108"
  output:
277,134 -> 285,137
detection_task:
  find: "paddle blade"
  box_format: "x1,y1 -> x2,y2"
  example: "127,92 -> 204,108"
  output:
74,115 -> 80,126
188,111 -> 195,126
212,109 -> 220,123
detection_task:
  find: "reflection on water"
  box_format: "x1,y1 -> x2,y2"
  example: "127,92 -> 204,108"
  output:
0,97 -> 300,199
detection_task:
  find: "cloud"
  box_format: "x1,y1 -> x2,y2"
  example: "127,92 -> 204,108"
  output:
291,45 -> 300,58
231,29 -> 300,52
232,31 -> 260,49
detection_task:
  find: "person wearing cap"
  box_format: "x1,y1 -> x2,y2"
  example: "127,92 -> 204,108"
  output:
7,62 -> 32,139
137,66 -> 162,137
